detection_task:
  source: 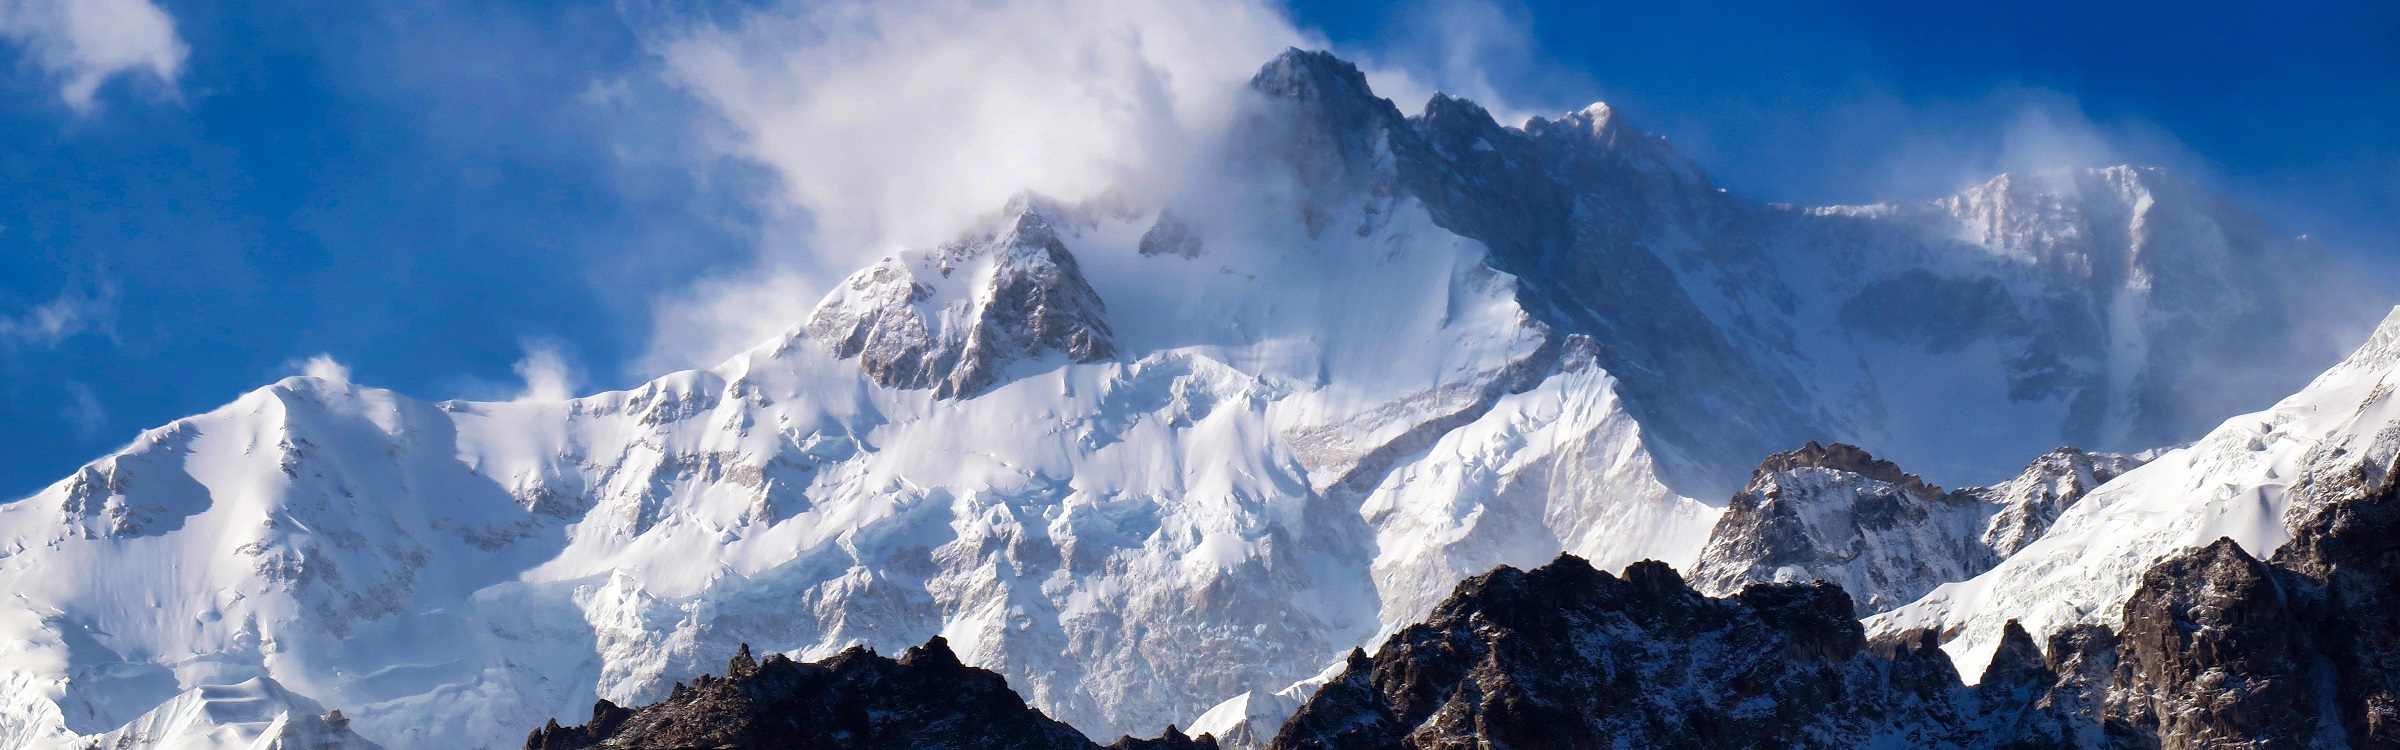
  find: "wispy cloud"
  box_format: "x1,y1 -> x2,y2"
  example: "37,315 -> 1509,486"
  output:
0,283 -> 117,347
60,380 -> 103,439
1346,0 -> 1581,123
0,0 -> 188,112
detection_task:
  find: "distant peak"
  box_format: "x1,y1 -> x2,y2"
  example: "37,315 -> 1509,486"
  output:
1417,91 -> 1499,133
1249,48 -> 1374,102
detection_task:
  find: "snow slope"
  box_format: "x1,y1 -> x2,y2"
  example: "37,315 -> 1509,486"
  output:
1871,305 -> 2400,679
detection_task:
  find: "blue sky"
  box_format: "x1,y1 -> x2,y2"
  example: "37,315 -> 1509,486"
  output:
0,0 -> 2393,498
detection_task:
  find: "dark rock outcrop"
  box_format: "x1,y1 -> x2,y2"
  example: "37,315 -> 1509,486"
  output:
525,638 -> 1215,750
2102,539 -> 2338,747
1262,466 -> 2400,749
1264,555 -> 2064,749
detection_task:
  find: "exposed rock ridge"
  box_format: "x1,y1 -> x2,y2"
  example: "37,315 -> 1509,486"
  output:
524,637 -> 1215,750
805,199 -> 1116,399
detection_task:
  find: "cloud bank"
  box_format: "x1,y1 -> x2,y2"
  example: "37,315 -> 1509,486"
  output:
0,0 -> 186,112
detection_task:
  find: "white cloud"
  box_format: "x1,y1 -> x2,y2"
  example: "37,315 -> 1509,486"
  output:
658,0 -> 1308,256
61,380 -> 103,439
0,0 -> 188,112
635,0 -> 1316,373
0,283 -> 116,347
512,340 -> 581,402
299,354 -> 350,385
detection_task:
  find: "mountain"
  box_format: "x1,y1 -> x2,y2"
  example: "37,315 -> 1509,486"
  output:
0,48 -> 2366,749
1871,306 -> 2400,679
520,638 -> 1212,750
1688,443 -> 2139,614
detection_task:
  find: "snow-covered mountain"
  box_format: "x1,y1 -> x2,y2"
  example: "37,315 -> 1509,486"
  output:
0,49 -> 2367,749
1871,305 -> 2400,680
1687,443 -> 2138,615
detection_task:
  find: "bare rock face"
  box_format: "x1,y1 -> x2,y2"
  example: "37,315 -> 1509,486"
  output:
1263,555 -> 2065,750
2103,539 -> 2335,748
806,198 -> 1116,399
523,637 -> 1215,750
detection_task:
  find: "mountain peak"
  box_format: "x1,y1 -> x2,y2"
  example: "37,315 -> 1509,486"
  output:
1247,48 -> 1373,103
804,195 -> 1115,399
